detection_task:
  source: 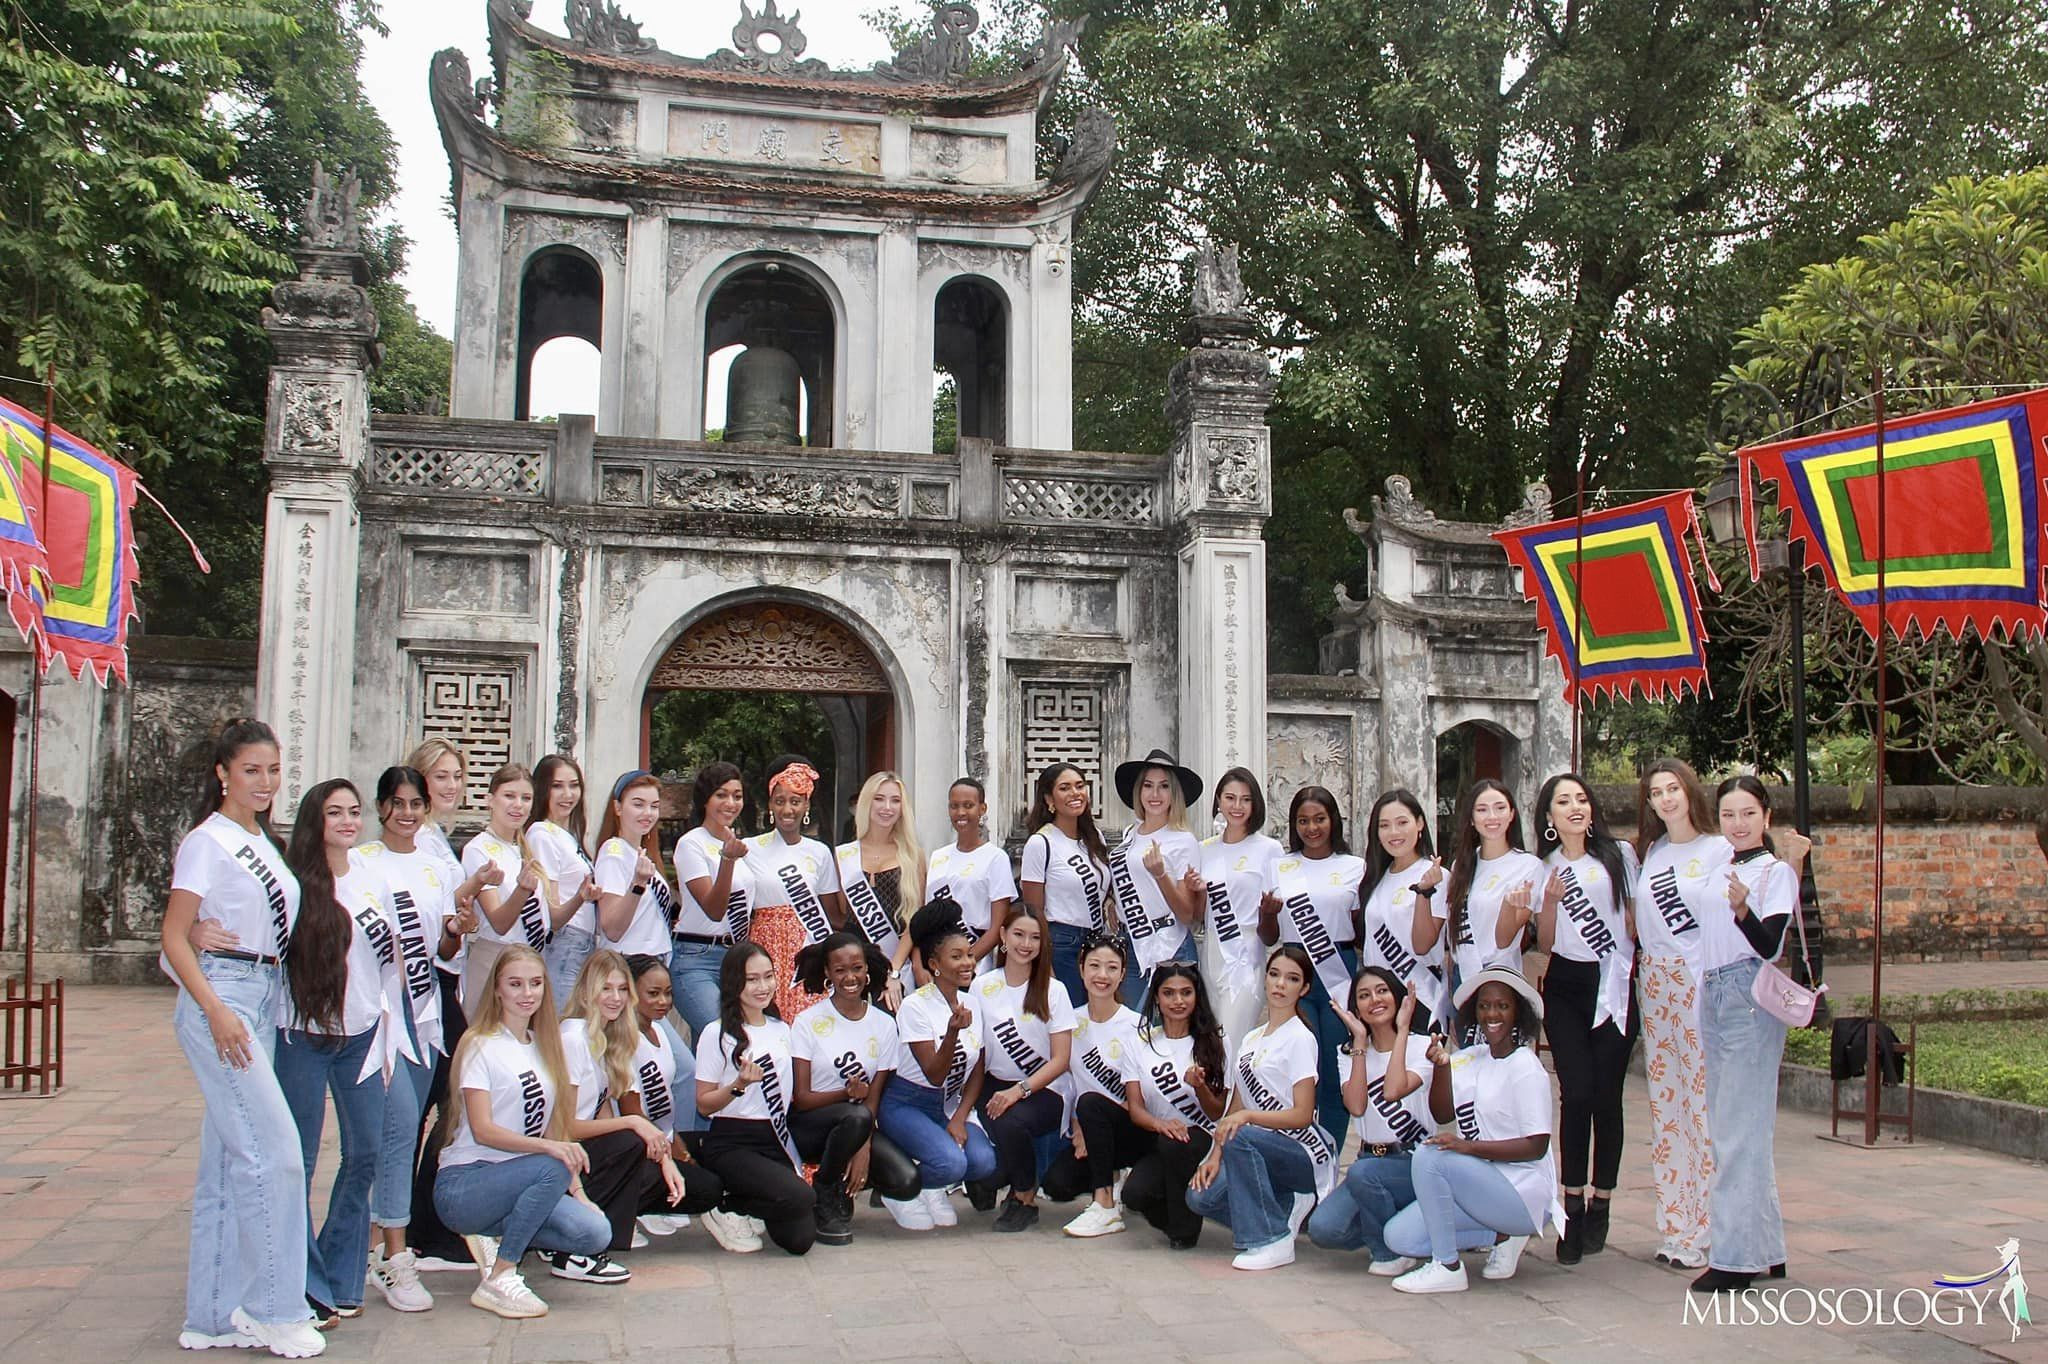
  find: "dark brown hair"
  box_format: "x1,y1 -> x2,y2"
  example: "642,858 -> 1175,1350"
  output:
283,779 -> 358,1037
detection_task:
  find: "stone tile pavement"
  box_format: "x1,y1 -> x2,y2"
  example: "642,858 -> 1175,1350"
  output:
3,986 -> 2046,1364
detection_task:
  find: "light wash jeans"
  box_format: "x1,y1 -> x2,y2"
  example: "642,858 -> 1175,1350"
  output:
1383,1144 -> 1538,1264
274,1026 -> 384,1310
876,1078 -> 997,1190
375,1049 -> 432,1227
1185,1124 -> 1321,1251
1305,1149 -> 1416,1259
172,957 -> 311,1335
668,939 -> 726,1045
1702,957 -> 1787,1274
434,1153 -> 611,1266
544,926 -> 595,1007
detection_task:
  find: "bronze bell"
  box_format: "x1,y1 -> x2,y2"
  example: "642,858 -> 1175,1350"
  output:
724,345 -> 802,446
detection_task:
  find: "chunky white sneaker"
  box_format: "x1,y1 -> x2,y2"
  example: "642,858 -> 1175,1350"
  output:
1668,1244 -> 1708,1269
370,1248 -> 434,1313
1062,1202 -> 1126,1238
637,1213 -> 689,1236
744,1215 -> 769,1239
698,1208 -> 761,1252
409,1254 -> 470,1272
882,1195 -> 935,1231
921,1188 -> 958,1228
1231,1233 -> 1297,1271
461,1233 -> 499,1281
228,1309 -> 326,1359
1368,1255 -> 1421,1277
629,1227 -> 650,1249
1392,1260 -> 1470,1294
470,1269 -> 547,1319
547,1252 -> 632,1284
1482,1236 -> 1529,1280
1287,1191 -> 1317,1235
177,1326 -> 259,1351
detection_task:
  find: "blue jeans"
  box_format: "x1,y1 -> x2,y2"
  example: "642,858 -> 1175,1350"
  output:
172,958 -> 310,1335
877,1078 -> 996,1190
1121,926 -> 1192,1008
1305,1149 -> 1416,1259
1383,1144 -> 1539,1264
669,940 -> 726,1046
375,1048 -> 431,1227
1303,946 -> 1361,1143
1185,1124 -> 1319,1251
274,1026 -> 384,1310
1703,957 -> 1787,1274
544,926 -> 595,1006
434,1154 -> 611,1266
1048,922 -> 1090,1015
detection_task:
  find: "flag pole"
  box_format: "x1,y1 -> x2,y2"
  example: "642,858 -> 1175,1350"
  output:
1865,365 -> 1888,1146
21,365 -> 53,991
1571,459 -> 1586,772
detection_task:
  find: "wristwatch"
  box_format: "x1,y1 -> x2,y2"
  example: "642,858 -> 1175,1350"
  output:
729,1081 -> 748,1096
631,883 -> 648,894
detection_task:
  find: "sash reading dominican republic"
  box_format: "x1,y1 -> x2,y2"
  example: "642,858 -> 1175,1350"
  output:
835,845 -> 901,959
199,820 -> 293,959
1275,861 -> 1352,1000
1237,1049 -> 1334,1169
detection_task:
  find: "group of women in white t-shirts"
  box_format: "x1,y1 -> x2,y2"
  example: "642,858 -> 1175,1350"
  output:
162,726 -> 1817,1358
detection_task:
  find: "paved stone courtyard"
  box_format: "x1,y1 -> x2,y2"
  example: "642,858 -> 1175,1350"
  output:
2,985 -> 2044,1364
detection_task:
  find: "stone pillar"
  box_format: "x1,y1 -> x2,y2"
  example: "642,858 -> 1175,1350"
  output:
255,165 -> 379,818
1169,247 -> 1275,801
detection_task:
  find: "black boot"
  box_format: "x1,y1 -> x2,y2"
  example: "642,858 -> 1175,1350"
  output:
965,1179 -> 999,1212
1582,1195 -> 1612,1254
1691,1267 -> 1755,1294
1557,1192 -> 1585,1265
1768,1261 -> 1787,1279
814,1180 -> 854,1246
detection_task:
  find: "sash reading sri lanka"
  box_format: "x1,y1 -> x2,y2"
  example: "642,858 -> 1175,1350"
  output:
199,820 -> 294,959
1554,863 -> 1632,1029
1237,1048 -> 1334,1171
835,845 -> 901,959
1141,1044 -> 1216,1134
1275,860 -> 1352,1000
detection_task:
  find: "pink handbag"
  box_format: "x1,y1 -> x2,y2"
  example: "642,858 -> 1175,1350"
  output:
1751,893 -> 1826,1027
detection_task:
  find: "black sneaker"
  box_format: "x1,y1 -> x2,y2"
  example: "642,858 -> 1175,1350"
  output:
965,1179 -> 999,1212
815,1187 -> 854,1246
547,1251 -> 632,1284
991,1198 -> 1040,1234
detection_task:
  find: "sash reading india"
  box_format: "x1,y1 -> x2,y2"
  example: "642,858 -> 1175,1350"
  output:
836,845 -> 900,958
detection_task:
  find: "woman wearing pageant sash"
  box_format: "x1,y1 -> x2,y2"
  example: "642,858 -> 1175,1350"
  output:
1020,762 -> 1113,1010
1197,769 -> 1279,1054
837,771 -> 924,1007
1108,749 -> 1204,1006
160,719 -> 323,1358
748,756 -> 842,1019
526,755 -> 599,1004
1358,789 -> 1449,1026
926,778 -> 1015,969
1429,780 -> 1544,1008
971,904 -> 1075,1232
670,763 -> 755,1042
459,765 -> 550,1011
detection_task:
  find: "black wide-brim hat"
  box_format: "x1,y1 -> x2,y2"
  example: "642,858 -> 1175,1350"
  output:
1114,748 -> 1203,809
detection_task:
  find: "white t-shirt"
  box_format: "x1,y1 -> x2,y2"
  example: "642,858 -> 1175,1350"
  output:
890,983 -> 984,1116
591,836 -> 679,956
462,831 -> 550,951
1698,850 -> 1801,972
1273,850 -> 1365,998
418,824 -> 465,977
974,971 -> 1075,1084
790,998 -> 898,1096
308,856 -> 401,1038
746,833 -> 840,944
525,821 -> 595,937
558,1017 -> 612,1122
171,814 -> 301,960
1070,1004 -> 1141,1108
1447,1043 -> 1562,1233
1439,849 -> 1545,983
631,1026 -> 681,1134
927,841 -> 1018,936
1352,1034 -> 1436,1148
1360,859 -> 1449,1019
357,841 -> 449,1054
673,825 -> 757,940
1544,846 -> 1638,1029
1635,834 -> 1731,962
1231,1016 -> 1338,1197
1123,1028 -> 1218,1134
442,1027 -> 558,1168
694,1017 -> 796,1124
1020,825 -> 1109,931
1109,826 -> 1201,972
1198,833 -> 1279,989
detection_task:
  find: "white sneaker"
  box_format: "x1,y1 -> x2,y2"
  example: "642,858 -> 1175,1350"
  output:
408,1254 -> 470,1273
177,1326 -> 259,1351
630,1227 -> 650,1249
461,1233 -> 499,1282
1287,1191 -> 1317,1235
1668,1244 -> 1708,1269
699,1208 -> 762,1252
547,1252 -> 632,1284
744,1215 -> 768,1238
470,1268 -> 548,1320
921,1188 -> 958,1228
1231,1233 -> 1297,1271
1483,1236 -> 1529,1280
1062,1202 -> 1127,1238
370,1247 -> 434,1312
228,1309 -> 326,1359
1368,1255 -> 1421,1277
1392,1260 -> 1469,1294
882,1195 -> 935,1231
637,1214 -> 688,1236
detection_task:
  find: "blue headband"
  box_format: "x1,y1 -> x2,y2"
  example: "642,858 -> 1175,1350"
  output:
612,769 -> 653,802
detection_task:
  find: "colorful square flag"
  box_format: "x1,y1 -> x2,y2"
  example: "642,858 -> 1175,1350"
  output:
0,402 -> 50,651
1735,389 -> 2048,640
1492,491 -> 1714,705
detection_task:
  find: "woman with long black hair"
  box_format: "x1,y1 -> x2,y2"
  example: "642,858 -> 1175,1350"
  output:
671,762 -> 755,1043
1528,771 -> 1638,1265
972,903 -> 1075,1232
1430,780 -> 1544,997
1020,762 -> 1112,1009
160,720 -> 321,1358
1359,789 -> 1449,1024
1197,768 -> 1279,1055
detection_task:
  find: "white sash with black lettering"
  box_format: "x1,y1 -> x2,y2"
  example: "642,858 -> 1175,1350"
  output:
755,1049 -> 802,1170
1109,836 -> 1182,975
773,855 -> 832,948
198,820 -> 294,960
834,845 -> 901,959
346,883 -> 414,1083
1236,1050 -> 1336,1192
1275,860 -> 1352,1001
1553,861 -> 1633,1030
386,879 -> 445,1056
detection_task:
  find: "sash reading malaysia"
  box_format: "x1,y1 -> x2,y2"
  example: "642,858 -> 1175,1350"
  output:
1109,841 -> 1181,973
1236,1051 -> 1334,1167
756,1049 -> 803,1169
835,846 -> 901,959
1277,863 -> 1352,1000
200,821 -> 294,959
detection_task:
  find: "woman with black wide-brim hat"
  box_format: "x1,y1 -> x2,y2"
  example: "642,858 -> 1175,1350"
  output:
1108,750 -> 1205,1006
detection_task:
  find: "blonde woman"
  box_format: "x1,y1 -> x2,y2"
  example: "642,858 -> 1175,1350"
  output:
1110,749 -> 1204,1006
432,946 -> 609,1320
833,772 -> 925,1007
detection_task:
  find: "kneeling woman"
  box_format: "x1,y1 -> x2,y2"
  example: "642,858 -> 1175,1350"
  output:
1382,967 -> 1563,1294
1305,967 -> 1441,1275
973,904 -> 1075,1232
876,898 -> 998,1230
433,947 -> 611,1320
693,945 -> 820,1255
1187,945 -> 1339,1271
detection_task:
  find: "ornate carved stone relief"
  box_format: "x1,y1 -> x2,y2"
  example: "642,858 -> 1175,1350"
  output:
1205,433 -> 1262,502
666,221 -> 872,283
503,208 -> 628,268
1265,714 -> 1353,839
917,240 -> 1027,285
280,380 -> 345,453
649,466 -> 901,517
649,602 -> 889,694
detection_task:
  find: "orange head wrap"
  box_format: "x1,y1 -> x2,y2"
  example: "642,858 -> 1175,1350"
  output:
769,763 -> 820,799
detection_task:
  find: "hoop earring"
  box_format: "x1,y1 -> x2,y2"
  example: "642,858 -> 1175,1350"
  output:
1543,824 -> 1558,843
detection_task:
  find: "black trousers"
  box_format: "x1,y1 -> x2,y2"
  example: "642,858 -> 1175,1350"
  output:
1124,1126 -> 1211,1245
408,971 -> 468,1262
975,1084 -> 1063,1196
1049,1092 -> 1211,1244
790,1102 -> 920,1202
637,1139 -> 725,1217
580,1128 -> 663,1252
699,1119 -> 816,1255
1542,955 -> 1636,1190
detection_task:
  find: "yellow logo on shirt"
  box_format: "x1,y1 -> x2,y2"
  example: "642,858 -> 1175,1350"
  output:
1684,858 -> 1703,879
810,1015 -> 835,1037
1278,858 -> 1300,875
976,975 -> 1005,999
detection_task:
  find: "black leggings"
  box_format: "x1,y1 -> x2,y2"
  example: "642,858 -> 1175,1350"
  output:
699,1119 -> 816,1255
408,972 -> 467,1262
976,1084 -> 1063,1196
790,1103 -> 919,1201
637,1138 -> 725,1217
1542,955 -> 1636,1190
1047,1093 -> 1212,1244
580,1128 -> 663,1252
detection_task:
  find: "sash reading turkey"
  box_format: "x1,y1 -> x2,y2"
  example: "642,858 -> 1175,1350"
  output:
835,845 -> 901,959
1647,866 -> 1700,940
1276,862 -> 1352,1000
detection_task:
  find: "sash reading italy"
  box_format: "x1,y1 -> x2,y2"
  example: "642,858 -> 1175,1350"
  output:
1734,389 -> 2048,640
835,844 -> 901,960
1492,491 -> 1715,705
0,395 -> 143,683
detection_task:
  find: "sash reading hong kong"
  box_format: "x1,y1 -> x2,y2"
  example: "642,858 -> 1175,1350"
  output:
1080,1043 -> 1123,1096
836,846 -> 901,958
1146,1052 -> 1216,1133
1365,1073 -> 1431,1147
776,860 -> 833,946
1278,866 -> 1352,1000
517,1068 -> 548,1138
1648,866 -> 1700,939
1237,1051 -> 1334,1167
637,1058 -> 673,1128
199,821 -> 294,959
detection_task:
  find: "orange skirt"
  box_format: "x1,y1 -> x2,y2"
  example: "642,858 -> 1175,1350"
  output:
750,903 -> 827,1021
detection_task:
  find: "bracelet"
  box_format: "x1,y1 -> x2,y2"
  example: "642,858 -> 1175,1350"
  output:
1413,884 -> 1435,898
730,1082 -> 747,1097
631,883 -> 648,895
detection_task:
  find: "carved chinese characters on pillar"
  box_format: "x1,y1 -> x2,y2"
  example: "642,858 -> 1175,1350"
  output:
1223,561 -> 1240,764
281,379 -> 345,454
287,523 -> 317,803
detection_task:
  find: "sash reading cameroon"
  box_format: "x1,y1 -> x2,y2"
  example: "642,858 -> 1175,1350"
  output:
777,861 -> 832,945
